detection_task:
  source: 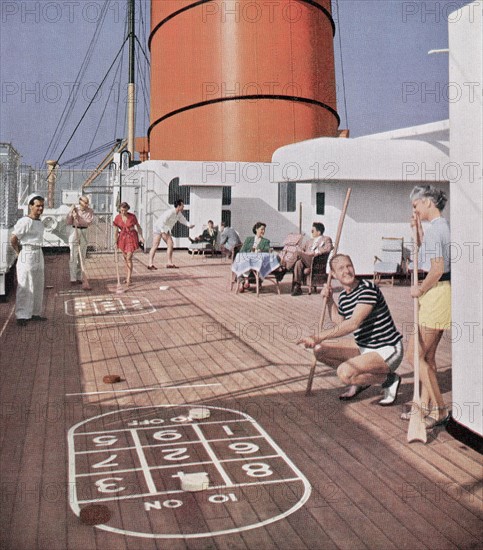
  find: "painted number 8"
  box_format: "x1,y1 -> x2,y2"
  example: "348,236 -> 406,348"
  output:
242,463 -> 273,477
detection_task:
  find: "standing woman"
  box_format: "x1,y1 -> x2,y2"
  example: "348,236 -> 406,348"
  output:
407,185 -> 451,428
113,202 -> 144,286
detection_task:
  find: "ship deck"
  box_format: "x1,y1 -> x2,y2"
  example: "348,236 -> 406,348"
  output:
0,250 -> 481,550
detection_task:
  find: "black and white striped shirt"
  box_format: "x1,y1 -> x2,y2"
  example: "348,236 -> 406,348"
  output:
338,279 -> 402,348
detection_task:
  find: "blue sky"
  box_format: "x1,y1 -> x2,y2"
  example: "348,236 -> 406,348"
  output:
0,0 -> 472,168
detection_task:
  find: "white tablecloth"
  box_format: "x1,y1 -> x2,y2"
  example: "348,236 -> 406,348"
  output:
232,252 -> 280,280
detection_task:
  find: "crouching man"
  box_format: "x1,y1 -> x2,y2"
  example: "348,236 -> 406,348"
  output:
298,254 -> 403,405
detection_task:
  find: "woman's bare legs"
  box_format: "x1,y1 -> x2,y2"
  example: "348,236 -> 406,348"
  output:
407,328 -> 447,420
123,251 -> 133,285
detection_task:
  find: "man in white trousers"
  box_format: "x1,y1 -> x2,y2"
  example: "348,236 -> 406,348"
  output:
10,195 -> 47,326
66,195 -> 94,285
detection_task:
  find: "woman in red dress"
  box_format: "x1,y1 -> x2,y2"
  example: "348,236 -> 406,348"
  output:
113,202 -> 144,286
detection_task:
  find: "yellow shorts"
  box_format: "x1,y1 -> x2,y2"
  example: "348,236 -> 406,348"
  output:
418,281 -> 451,330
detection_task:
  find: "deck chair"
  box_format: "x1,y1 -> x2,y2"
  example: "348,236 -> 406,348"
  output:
374,237 -> 404,286
296,252 -> 330,294
188,225 -> 217,257
189,241 -> 214,256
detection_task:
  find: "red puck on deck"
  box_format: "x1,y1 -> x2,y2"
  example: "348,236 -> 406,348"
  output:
79,504 -> 111,525
102,374 -> 121,384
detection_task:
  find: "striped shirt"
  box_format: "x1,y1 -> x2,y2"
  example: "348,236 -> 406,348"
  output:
338,279 -> 402,348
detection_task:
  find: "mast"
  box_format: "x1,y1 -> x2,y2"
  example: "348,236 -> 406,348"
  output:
127,0 -> 135,159
46,160 -> 58,208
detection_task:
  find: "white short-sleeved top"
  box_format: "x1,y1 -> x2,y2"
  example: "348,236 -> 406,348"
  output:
12,217 -> 44,246
419,217 -> 451,273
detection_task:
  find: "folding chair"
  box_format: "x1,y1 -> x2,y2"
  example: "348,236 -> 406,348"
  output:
374,237 -> 404,285
298,252 -> 330,294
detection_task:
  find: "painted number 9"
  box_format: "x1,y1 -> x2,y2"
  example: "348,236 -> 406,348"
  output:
228,442 -> 259,454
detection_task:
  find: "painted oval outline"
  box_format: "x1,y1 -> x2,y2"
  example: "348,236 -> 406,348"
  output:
68,405 -> 312,539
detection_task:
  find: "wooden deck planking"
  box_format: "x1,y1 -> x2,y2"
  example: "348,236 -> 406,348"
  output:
247,405 -> 421,550
1,250 -> 481,550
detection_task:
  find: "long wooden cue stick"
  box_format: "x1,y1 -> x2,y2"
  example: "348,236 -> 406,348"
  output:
305,188 -> 352,396
407,220 -> 427,443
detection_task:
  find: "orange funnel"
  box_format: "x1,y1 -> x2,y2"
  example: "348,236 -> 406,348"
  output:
149,0 -> 339,162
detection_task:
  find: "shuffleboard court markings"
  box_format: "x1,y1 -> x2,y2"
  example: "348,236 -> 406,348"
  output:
68,405 -> 312,539
64,296 -> 155,318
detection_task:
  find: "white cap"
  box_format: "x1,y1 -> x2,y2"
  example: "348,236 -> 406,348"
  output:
27,193 -> 44,205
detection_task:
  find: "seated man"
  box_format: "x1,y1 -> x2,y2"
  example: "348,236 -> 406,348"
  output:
298,254 -> 402,405
219,221 -> 242,256
189,220 -> 218,246
291,222 -> 333,296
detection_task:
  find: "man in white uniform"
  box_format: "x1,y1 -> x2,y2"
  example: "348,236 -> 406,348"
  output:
10,195 -> 46,326
148,199 -> 194,269
66,195 -> 94,285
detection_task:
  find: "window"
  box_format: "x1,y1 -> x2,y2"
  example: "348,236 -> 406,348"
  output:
278,182 -> 296,212
316,192 -> 325,215
221,210 -> 231,227
168,177 -> 190,205
171,209 -> 190,238
222,186 -> 231,206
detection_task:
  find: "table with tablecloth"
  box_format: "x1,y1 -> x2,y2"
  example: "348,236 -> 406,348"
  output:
231,252 -> 280,280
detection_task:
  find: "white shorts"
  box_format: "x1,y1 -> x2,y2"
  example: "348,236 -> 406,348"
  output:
358,340 -> 403,373
153,225 -> 171,236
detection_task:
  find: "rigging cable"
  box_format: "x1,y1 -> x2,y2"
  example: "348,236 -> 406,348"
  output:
136,0 -> 151,144
54,37 -> 129,167
136,0 -> 151,137
42,0 -> 111,165
113,14 -> 129,142
62,140 -> 120,166
85,34 -> 127,167
135,46 -> 151,135
135,35 -> 151,66
138,0 -> 150,65
334,0 -> 349,129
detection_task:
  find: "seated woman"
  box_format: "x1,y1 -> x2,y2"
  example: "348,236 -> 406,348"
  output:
238,222 -> 270,292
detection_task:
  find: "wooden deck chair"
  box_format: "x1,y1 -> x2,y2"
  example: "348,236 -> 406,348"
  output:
373,237 -> 404,286
297,252 -> 330,294
256,270 -> 281,297
188,224 -> 217,257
